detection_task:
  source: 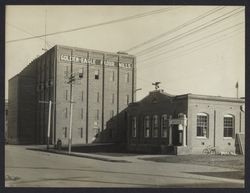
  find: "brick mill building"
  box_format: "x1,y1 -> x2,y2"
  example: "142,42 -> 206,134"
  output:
7,44 -> 245,155
120,89 -> 245,154
8,45 -> 136,145
97,89 -> 245,154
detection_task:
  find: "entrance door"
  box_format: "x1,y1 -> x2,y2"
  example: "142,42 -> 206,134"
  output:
172,125 -> 182,146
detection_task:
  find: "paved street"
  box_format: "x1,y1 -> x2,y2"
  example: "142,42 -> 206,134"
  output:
5,145 -> 244,188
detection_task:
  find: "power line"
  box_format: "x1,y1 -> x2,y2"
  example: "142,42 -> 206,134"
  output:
6,22 -> 53,47
123,6 -> 224,52
135,7 -> 243,56
135,7 -> 244,56
138,27 -> 243,71
138,22 -> 243,63
136,29 -> 243,94
6,7 -> 178,44
139,27 -> 243,70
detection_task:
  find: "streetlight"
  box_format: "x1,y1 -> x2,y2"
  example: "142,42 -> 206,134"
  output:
133,88 -> 142,102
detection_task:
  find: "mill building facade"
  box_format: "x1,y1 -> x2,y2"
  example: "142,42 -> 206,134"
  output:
8,45 -> 136,145
100,89 -> 245,154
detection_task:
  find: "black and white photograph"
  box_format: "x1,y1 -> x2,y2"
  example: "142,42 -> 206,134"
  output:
4,5 -> 245,188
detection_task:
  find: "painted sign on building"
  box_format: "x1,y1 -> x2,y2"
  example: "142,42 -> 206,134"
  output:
60,54 -> 133,68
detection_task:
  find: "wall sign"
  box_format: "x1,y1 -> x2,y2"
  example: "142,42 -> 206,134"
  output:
60,54 -> 133,68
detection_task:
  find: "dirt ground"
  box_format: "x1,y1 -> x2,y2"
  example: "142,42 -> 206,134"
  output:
139,154 -> 245,179
139,154 -> 244,170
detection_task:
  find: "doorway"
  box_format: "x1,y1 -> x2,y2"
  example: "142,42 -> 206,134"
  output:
172,125 -> 182,146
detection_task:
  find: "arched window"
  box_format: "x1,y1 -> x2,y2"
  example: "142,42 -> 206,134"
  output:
197,113 -> 209,138
224,114 -> 234,138
131,117 -> 137,138
161,114 -> 168,138
152,115 -> 159,137
144,116 -> 150,138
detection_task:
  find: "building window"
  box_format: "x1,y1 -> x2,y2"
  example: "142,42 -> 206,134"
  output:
152,115 -> 159,137
110,110 -> 114,118
110,71 -> 115,81
161,114 -> 168,138
125,73 -> 129,83
132,117 -> 137,138
64,66 -> 69,76
46,79 -> 53,87
197,113 -> 209,138
126,95 -> 129,105
81,108 -> 83,119
97,92 -> 100,103
78,68 -> 84,78
65,108 -> 68,119
81,91 -> 84,102
80,128 -> 83,138
95,59 -> 102,65
96,109 -> 99,121
64,127 -> 67,138
111,93 -> 115,104
144,116 -> 150,138
65,90 -> 68,100
95,70 -> 99,79
224,114 -> 234,138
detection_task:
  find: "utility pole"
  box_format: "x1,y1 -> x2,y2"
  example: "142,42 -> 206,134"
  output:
42,9 -> 48,52
68,50 -> 74,154
65,50 -> 83,154
39,100 -> 52,150
68,73 -> 74,154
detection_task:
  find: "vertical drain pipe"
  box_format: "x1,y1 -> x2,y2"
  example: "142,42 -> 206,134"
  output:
214,110 -> 216,147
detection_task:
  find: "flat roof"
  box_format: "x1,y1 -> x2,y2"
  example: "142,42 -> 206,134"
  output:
176,93 -> 245,103
56,44 -> 136,58
146,90 -> 244,103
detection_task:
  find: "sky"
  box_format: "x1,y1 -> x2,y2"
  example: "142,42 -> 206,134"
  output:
5,5 -> 245,101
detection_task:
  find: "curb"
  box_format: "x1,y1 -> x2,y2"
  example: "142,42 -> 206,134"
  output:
27,148 -> 131,163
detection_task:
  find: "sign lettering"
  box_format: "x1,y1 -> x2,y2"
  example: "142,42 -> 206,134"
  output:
60,54 -> 133,68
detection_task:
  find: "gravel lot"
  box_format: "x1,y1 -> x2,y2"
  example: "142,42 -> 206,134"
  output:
139,154 -> 245,179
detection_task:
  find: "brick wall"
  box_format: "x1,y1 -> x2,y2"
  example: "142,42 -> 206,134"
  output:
36,48 -> 56,144
8,75 -> 19,144
188,97 -> 245,154
8,60 -> 38,144
55,45 -> 135,145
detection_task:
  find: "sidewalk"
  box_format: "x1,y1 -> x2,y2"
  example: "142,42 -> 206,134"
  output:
27,145 -> 133,163
26,145 -> 178,164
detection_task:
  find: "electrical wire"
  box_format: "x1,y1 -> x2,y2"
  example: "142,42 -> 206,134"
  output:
123,6 -> 224,52
6,22 -> 54,47
6,7 -> 178,44
138,22 -> 243,63
138,27 -> 243,72
135,7 -> 244,56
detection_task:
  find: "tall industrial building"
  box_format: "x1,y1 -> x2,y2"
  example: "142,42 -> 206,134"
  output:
8,45 -> 136,145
